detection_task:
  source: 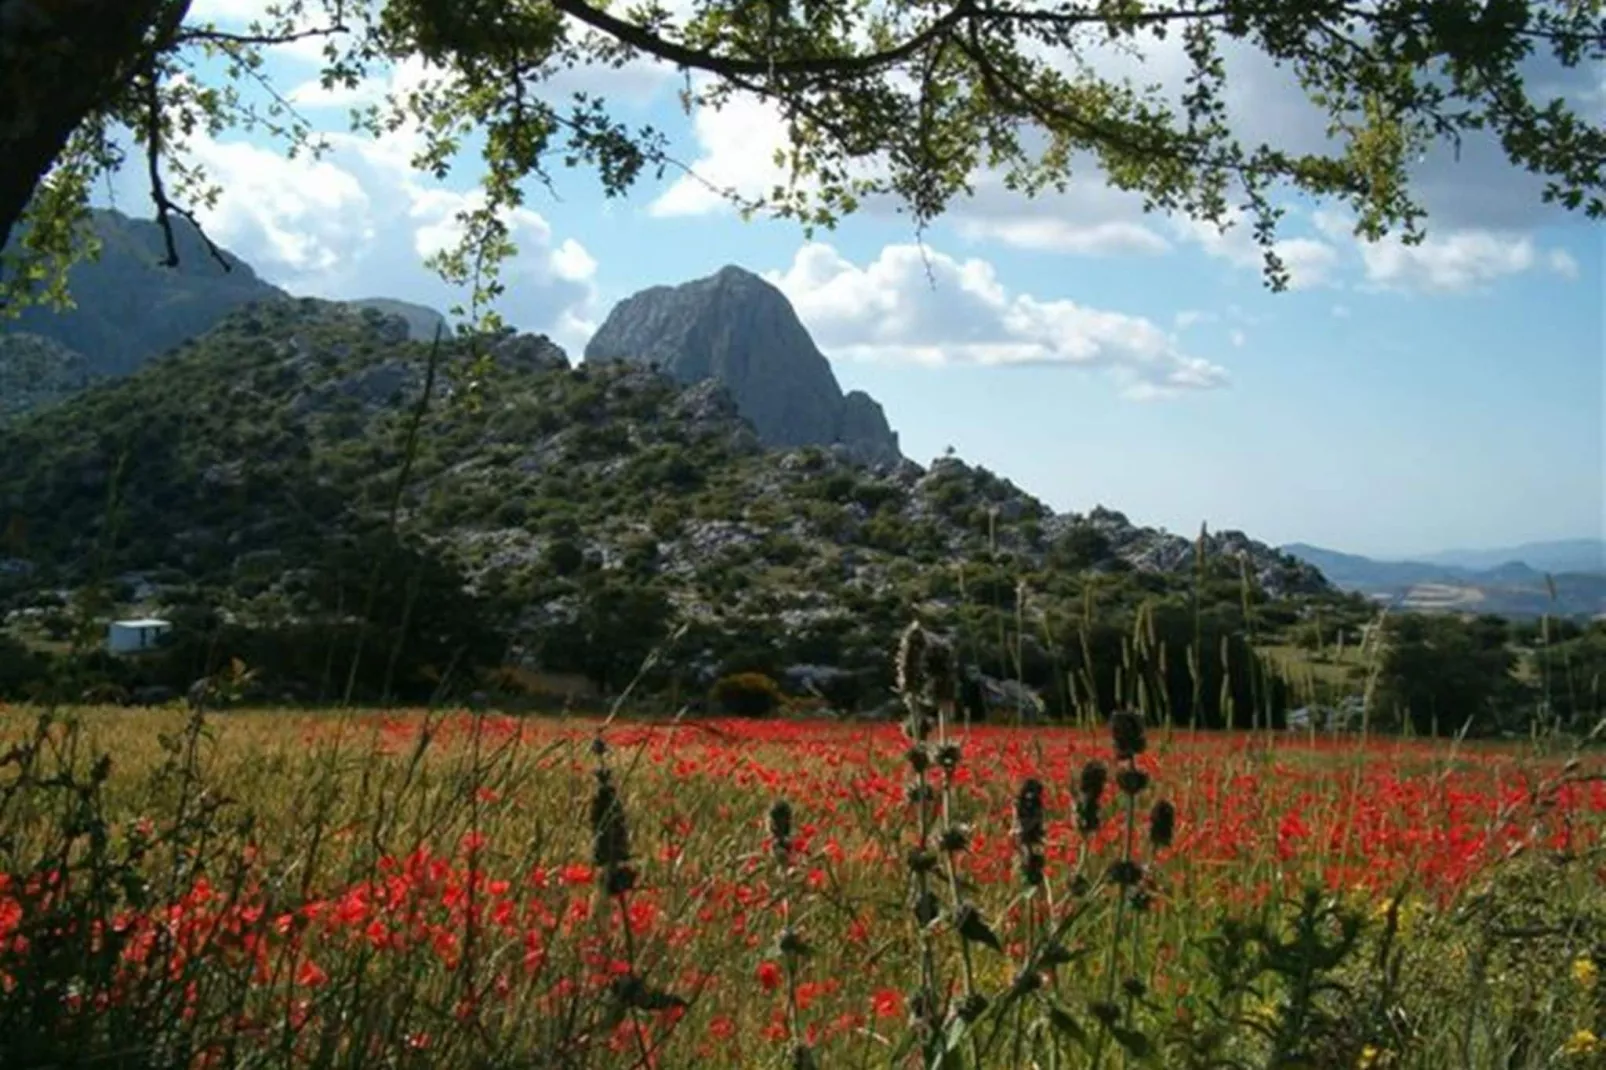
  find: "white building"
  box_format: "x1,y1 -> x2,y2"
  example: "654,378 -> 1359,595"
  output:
107,618 -> 172,655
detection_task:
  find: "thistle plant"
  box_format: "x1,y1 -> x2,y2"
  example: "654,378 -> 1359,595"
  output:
767,797 -> 815,1069
588,734 -> 683,1062
893,621 -> 998,1063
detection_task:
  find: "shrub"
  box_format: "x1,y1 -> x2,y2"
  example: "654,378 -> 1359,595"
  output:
709,671 -> 783,717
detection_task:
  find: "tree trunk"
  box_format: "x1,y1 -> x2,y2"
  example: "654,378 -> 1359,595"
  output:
0,0 -> 182,253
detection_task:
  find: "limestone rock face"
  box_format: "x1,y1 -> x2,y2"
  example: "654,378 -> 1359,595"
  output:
584,265 -> 901,465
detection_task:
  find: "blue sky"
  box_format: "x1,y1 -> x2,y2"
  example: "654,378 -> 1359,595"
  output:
96,0 -> 1605,559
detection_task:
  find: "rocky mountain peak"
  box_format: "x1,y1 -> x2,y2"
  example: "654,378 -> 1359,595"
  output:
583,266 -> 902,466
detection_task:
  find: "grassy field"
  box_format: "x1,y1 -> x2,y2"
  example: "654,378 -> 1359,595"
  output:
0,700 -> 1600,1069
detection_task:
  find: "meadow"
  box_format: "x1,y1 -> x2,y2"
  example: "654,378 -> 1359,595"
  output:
0,662 -> 1601,1068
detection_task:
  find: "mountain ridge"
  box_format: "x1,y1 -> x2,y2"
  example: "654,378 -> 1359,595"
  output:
3,208 -> 287,378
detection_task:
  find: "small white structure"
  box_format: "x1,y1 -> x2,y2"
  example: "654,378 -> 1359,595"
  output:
107,618 -> 172,655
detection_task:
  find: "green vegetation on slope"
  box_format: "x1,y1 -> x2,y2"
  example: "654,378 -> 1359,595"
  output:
0,297 -> 1593,736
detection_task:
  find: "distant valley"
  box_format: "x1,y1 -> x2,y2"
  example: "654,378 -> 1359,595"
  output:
1282,541 -> 1606,619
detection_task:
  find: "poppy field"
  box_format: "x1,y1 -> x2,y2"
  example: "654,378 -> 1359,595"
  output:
0,697 -> 1601,1069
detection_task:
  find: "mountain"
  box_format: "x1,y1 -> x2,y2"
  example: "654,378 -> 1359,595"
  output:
0,298 -> 1334,710
345,298 -> 448,341
1282,542 -> 1606,618
585,265 -> 902,466
1414,539 -> 1605,575
3,207 -> 286,379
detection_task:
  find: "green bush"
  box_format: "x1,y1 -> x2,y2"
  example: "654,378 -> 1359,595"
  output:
709,671 -> 783,717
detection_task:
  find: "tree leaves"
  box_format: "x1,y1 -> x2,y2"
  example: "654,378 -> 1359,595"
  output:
4,0 -> 1604,315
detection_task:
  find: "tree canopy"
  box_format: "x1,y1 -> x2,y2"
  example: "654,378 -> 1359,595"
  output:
3,0 -> 1602,313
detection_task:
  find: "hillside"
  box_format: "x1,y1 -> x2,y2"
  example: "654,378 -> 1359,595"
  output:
2,208 -> 286,380
1284,542 -> 1606,618
0,298 -> 1334,713
0,332 -> 90,422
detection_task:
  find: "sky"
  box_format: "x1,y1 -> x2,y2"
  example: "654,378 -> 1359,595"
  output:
91,0 -> 1606,560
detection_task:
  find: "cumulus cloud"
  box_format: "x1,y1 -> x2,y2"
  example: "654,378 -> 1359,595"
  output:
1312,211 -> 1580,293
1173,209 -> 1342,290
763,243 -> 1228,397
140,120 -> 601,352
649,90 -> 793,218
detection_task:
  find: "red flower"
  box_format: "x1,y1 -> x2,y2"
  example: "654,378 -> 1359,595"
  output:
871,988 -> 903,1020
756,960 -> 783,993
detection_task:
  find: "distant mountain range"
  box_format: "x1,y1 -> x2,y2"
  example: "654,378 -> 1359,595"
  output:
1282,540 -> 1606,618
1407,538 -> 1604,575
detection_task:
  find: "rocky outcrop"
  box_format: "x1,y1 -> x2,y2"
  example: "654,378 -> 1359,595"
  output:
1069,506 -> 1329,598
346,298 -> 448,342
584,265 -> 902,465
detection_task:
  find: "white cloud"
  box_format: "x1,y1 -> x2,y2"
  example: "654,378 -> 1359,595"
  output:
185,0 -> 276,23
155,121 -> 601,346
1174,210 -> 1341,290
649,89 -> 796,218
183,136 -> 371,276
764,243 -> 1228,397
1313,210 -> 1581,293
1548,248 -> 1581,280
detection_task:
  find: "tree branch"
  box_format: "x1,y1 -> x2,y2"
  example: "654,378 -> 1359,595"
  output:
173,22 -> 347,47
142,66 -> 230,272
546,0 -> 975,77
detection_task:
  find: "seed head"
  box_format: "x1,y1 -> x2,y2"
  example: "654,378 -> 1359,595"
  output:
938,824 -> 971,854
1108,859 -> 1145,887
1089,1000 -> 1121,1027
777,926 -> 810,958
904,744 -> 932,773
589,768 -> 631,871
1149,799 -> 1176,849
1014,778 -> 1046,848
768,798 -> 794,857
895,621 -> 929,699
935,741 -> 963,771
957,993 -> 990,1021
1009,969 -> 1044,996
1110,710 -> 1147,760
1116,768 -> 1151,796
1078,761 -> 1108,802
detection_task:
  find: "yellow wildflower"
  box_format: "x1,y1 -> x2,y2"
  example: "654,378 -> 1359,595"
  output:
1574,956 -> 1600,990
1563,1029 -> 1600,1058
1356,1044 -> 1387,1068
